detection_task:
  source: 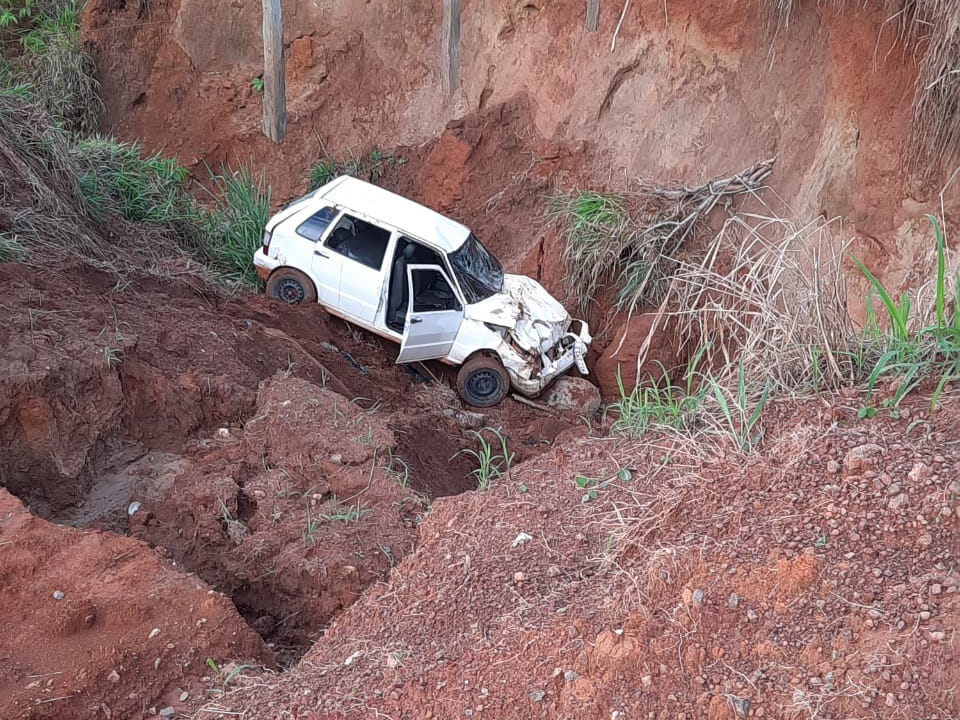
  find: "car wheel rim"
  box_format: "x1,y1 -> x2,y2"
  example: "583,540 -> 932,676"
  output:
276,277 -> 305,304
467,369 -> 502,402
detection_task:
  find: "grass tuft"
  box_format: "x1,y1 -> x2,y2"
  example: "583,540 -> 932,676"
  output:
200,162 -> 272,286
307,146 -> 407,191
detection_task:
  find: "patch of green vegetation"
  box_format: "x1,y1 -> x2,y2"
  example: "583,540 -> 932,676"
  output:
853,214 -> 960,414
454,427 -> 515,491
548,192 -> 633,314
1,0 -> 100,134
307,146 -> 407,190
70,136 -> 270,285
200,163 -> 271,286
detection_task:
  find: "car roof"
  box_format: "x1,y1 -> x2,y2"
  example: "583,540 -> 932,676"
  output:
319,176 -> 471,253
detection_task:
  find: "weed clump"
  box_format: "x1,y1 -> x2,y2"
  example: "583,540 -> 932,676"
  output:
308,146 -> 407,191
1,0 -> 100,134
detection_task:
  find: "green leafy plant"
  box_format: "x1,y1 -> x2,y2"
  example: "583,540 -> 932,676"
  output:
852,214 -> 960,413
706,361 -> 771,452
205,658 -> 253,692
576,474 -> 601,503
200,161 -> 272,286
454,427 -> 515,491
250,76 -> 264,95
606,348 -> 708,438
319,495 -> 372,524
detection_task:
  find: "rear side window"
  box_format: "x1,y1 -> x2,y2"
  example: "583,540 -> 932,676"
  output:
296,206 -> 338,241
325,215 -> 391,270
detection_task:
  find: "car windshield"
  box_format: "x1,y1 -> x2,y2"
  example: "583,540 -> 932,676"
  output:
448,234 -> 504,304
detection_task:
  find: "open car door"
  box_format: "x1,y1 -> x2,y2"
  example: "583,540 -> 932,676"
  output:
396,264 -> 464,364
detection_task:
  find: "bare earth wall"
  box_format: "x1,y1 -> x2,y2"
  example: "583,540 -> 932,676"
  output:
81,0 -> 954,391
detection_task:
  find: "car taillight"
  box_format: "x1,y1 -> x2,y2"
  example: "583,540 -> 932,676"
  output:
262,230 -> 272,252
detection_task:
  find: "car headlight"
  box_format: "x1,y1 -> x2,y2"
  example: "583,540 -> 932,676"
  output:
262,230 -> 273,252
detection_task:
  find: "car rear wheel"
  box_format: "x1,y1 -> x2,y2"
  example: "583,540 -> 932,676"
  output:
266,268 -> 318,305
457,355 -> 510,407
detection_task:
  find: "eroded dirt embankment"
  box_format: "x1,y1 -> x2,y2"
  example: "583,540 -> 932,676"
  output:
80,0 -> 951,399
212,394 -> 960,720
0,262 -> 584,718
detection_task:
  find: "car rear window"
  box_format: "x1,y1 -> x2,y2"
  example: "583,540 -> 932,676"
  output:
296,206 -> 338,241
326,215 -> 392,270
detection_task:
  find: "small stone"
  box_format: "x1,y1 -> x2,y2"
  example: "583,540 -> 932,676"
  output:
542,377 -> 601,414
641,675 -> 652,687
529,689 -> 546,702
729,696 -> 750,717
931,584 -> 943,595
888,493 -> 909,511
159,708 -> 176,720
178,691 -> 189,702
827,460 -> 840,474
728,593 -> 740,609
564,670 -> 578,683
929,631 -> 946,641
148,628 -> 161,640
918,533 -> 933,547
747,609 -> 759,622
107,670 -> 120,683
217,428 -> 230,439
692,589 -> 705,606
513,572 -> 525,583
52,590 -> 65,601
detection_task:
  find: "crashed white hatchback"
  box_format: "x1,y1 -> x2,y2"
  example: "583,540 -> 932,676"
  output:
253,176 -> 592,407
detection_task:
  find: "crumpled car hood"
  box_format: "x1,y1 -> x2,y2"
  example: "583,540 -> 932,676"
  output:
465,274 -> 572,353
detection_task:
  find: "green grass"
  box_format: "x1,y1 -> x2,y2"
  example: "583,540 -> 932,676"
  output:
607,365 -> 703,437
549,191 -> 633,314
73,137 -> 194,224
2,0 -> 100,134
200,162 -> 271,286
852,214 -> 960,413
454,427 -> 515,491
307,146 -> 406,191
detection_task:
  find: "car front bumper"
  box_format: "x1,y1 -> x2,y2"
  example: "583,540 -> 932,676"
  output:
506,319 -> 592,396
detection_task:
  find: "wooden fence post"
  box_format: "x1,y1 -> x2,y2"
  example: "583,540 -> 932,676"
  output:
442,0 -> 461,93
586,0 -> 600,31
262,0 -> 287,141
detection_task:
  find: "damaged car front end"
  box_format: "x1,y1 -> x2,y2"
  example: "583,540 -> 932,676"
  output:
464,274 -> 593,397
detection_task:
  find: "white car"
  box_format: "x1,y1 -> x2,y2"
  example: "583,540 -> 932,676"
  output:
253,176 -> 592,407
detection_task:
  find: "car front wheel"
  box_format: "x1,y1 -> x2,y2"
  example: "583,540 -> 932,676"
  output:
266,268 -> 318,305
457,355 -> 510,407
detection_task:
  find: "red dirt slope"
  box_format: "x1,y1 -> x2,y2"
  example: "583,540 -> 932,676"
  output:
0,488 -> 268,720
210,395 -> 960,720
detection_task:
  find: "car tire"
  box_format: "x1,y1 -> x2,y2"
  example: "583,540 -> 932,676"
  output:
457,355 -> 510,408
266,268 -> 318,305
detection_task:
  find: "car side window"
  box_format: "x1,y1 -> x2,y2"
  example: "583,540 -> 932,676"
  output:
410,268 -> 462,312
325,214 -> 391,270
296,206 -> 339,242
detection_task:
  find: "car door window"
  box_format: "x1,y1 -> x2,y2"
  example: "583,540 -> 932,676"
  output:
296,206 -> 338,241
410,268 -> 462,313
325,214 -> 391,270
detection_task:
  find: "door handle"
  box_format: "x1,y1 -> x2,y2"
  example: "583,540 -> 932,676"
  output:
314,250 -> 329,258
410,317 -> 423,324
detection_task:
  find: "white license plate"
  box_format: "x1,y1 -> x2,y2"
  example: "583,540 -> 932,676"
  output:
573,343 -> 588,374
